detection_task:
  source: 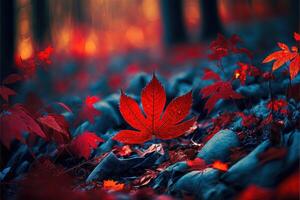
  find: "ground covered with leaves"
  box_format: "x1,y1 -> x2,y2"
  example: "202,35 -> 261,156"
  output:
1,32 -> 300,200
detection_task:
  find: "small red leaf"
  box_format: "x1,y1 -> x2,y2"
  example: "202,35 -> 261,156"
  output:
202,69 -> 221,82
38,114 -> 71,144
0,104 -> 46,148
200,81 -> 243,113
0,86 -> 16,102
70,131 -> 104,159
294,32 -> 300,42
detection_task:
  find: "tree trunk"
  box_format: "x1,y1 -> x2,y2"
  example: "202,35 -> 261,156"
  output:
199,0 -> 224,39
31,0 -> 51,48
0,0 -> 16,80
160,0 -> 187,47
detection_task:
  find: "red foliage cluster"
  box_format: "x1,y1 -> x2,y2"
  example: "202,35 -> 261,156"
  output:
208,34 -> 252,60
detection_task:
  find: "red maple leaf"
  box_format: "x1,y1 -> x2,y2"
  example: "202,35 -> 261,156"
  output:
0,104 -> 46,148
38,114 -> 71,144
0,86 -> 16,102
113,75 -> 196,144
69,131 -> 104,159
200,81 -> 243,113
202,68 -> 221,82
263,40 -> 300,80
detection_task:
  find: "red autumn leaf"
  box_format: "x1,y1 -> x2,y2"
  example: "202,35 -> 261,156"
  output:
0,86 -> 17,102
202,69 -> 221,82
0,104 -> 46,148
237,112 -> 259,128
234,62 -> 261,85
80,95 -> 101,123
37,114 -> 71,144
211,160 -> 228,171
2,73 -> 23,85
186,157 -> 206,171
37,46 -> 54,65
103,180 -> 125,191
263,40 -> 300,79
267,99 -> 288,114
257,147 -> 287,164
85,95 -> 100,107
208,34 -> 252,60
113,75 -> 196,144
200,81 -> 243,113
294,32 -> 300,42
69,131 -> 104,159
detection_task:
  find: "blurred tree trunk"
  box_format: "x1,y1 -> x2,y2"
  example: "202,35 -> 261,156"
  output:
31,0 -> 51,48
0,0 -> 16,80
289,0 -> 299,32
160,0 -> 187,47
199,0 -> 224,39
72,0 -> 87,24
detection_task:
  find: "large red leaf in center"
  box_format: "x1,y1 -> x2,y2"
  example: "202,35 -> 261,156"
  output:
113,75 -> 196,144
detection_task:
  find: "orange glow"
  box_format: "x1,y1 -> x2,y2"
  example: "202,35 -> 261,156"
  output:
18,38 -> 33,60
125,26 -> 145,47
184,0 -> 200,29
142,0 -> 160,21
56,28 -> 71,52
85,32 -> 98,55
212,160 -> 228,171
235,72 -> 241,79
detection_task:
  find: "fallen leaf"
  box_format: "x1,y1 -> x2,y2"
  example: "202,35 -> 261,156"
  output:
0,104 -> 46,148
113,75 -> 196,144
103,180 -> 124,191
69,131 -> 104,159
